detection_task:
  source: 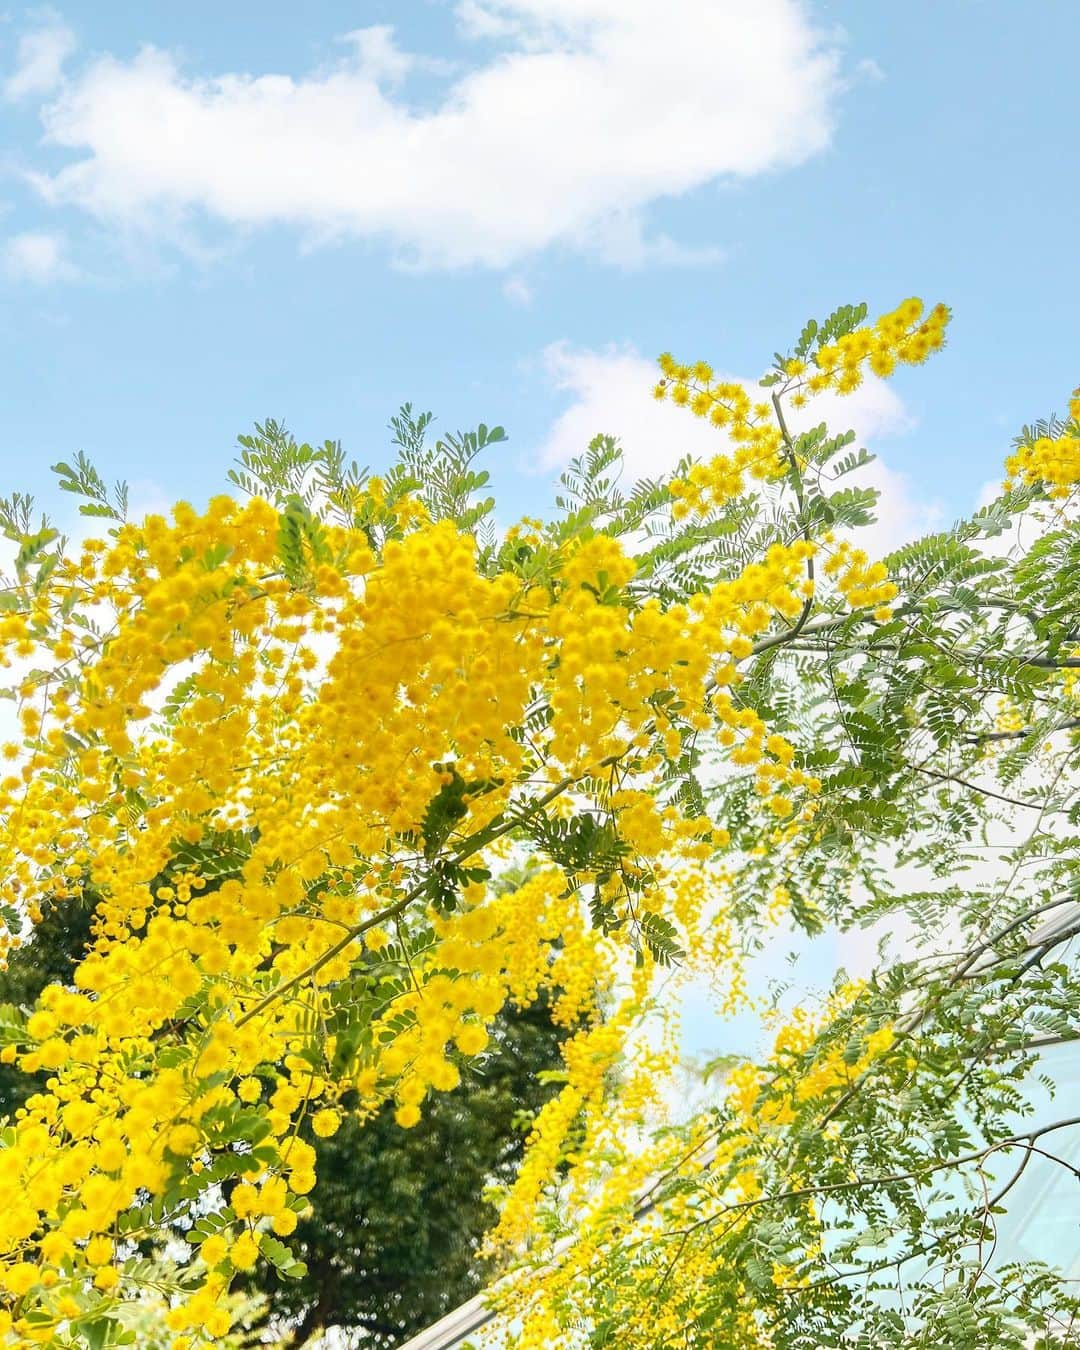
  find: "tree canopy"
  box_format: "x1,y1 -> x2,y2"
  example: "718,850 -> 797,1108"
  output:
0,296 -> 1076,1348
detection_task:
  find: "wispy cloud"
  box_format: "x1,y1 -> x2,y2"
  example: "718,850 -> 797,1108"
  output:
3,10 -> 75,101
16,1 -> 841,269
3,229 -> 79,282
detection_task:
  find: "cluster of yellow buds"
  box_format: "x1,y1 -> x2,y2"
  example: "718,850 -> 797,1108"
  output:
656,300 -> 952,517
822,537 -> 898,620
653,358 -> 786,517
784,298 -> 950,401
652,358 -> 757,432
1003,390 -> 1080,498
993,698 -> 1026,736
668,444 -> 786,519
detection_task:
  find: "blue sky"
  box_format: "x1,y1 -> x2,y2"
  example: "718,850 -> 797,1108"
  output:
1,0 -> 1078,539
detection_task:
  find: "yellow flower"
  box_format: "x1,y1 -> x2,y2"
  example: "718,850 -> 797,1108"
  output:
455,1023 -> 489,1056
229,1231 -> 260,1272
166,1123 -> 201,1157
26,1011 -> 56,1040
0,1264 -> 38,1296
311,1108 -> 341,1138
93,1265 -> 120,1292
85,1235 -> 113,1265
200,1234 -> 228,1268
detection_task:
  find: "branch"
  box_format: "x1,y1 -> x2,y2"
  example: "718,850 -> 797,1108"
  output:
963,717 -> 1080,743
236,758 -> 620,1028
952,894 -> 1080,977
793,1135 -> 1080,1299
914,764 -> 1057,814
771,390 -> 815,646
664,1116 -> 1080,1251
1015,918 -> 1080,973
750,612 -> 852,657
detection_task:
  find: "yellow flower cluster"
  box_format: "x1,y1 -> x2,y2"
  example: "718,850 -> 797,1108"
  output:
652,359 -> 787,517
497,985 -> 899,1350
0,475 -> 823,1341
655,299 -> 949,520
993,698 -> 1026,737
667,443 -> 783,518
785,297 -> 950,399
761,992 -> 896,1109
821,536 -> 900,620
0,295 -> 968,1342
1003,390 -> 1080,498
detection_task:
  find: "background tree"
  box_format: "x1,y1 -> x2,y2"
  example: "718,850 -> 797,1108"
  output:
0,899 -> 94,1116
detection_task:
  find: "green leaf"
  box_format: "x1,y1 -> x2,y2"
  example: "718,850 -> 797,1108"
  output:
14,527 -> 58,575
77,1317 -> 117,1350
638,911 -> 686,967
260,1233 -> 307,1279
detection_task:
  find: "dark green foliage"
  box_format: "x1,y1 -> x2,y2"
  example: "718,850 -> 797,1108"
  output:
418,766 -> 503,863
0,899 -> 94,1117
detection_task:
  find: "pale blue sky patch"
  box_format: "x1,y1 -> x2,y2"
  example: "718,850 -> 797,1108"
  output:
0,2 -> 1076,530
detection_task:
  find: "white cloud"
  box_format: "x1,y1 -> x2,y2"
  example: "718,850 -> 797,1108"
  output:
533,341 -> 941,554
4,11 -> 75,101
3,229 -> 78,282
580,213 -> 727,269
853,456 -> 943,555
23,1 -> 841,268
537,342 -> 718,480
788,377 -> 913,443
337,25 -> 419,87
455,0 -> 521,40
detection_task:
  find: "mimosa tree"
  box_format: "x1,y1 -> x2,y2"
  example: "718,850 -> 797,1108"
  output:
0,297 -> 1075,1347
